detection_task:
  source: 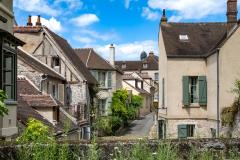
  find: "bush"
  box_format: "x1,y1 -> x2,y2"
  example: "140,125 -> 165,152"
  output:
0,90 -> 8,116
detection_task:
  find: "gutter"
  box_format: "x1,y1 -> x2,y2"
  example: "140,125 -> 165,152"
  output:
217,48 -> 220,138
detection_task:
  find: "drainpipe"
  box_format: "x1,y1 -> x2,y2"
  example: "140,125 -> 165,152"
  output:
217,48 -> 220,138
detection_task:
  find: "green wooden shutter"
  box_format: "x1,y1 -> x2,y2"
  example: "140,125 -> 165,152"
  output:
182,76 -> 190,106
178,125 -> 187,138
108,72 -> 112,88
198,76 -> 207,106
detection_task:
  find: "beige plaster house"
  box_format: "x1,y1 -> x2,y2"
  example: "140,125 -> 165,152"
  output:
74,45 -> 123,116
158,0 -> 240,139
0,0 -> 24,140
122,72 -> 153,116
115,52 -> 159,106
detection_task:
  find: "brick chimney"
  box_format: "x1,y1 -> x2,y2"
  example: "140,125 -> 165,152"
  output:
109,44 -> 115,66
36,15 -> 42,26
27,15 -> 33,26
160,9 -> 168,24
227,0 -> 238,30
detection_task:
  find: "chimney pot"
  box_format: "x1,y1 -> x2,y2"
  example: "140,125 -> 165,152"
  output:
36,15 -> 42,26
27,15 -> 33,26
227,0 -> 238,24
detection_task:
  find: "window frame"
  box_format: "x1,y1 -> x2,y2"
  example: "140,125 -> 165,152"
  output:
0,37 -> 17,102
189,76 -> 199,104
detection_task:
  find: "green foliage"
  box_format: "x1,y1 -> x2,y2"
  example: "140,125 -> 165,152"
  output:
95,89 -> 144,136
87,136 -> 100,160
111,89 -> 129,124
221,79 -> 240,126
17,118 -> 71,160
17,118 -> 52,143
130,140 -> 153,160
154,143 -> 178,160
0,90 -> 8,116
94,116 -> 122,136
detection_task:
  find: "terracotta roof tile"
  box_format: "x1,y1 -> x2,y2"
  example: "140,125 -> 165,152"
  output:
14,26 -> 42,33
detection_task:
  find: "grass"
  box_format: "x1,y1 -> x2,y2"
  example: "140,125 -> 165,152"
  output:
15,140 -> 240,160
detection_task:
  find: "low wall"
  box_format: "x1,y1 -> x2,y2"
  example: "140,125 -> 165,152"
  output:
1,139 -> 240,160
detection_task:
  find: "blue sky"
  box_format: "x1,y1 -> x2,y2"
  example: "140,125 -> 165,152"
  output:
13,0 -> 240,60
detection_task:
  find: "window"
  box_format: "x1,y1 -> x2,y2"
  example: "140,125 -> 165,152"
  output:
182,76 -> 207,106
143,63 -> 148,69
179,35 -> 189,42
98,99 -> 106,115
121,63 -> 126,69
190,77 -> 198,103
52,56 -> 60,67
98,72 -> 106,87
52,84 -> 58,99
154,72 -> 159,81
107,72 -> 112,88
178,124 -> 195,138
2,50 -> 16,100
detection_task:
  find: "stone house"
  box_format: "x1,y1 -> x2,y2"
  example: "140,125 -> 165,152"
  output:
115,52 -> 159,106
158,0 -> 240,139
17,76 -> 80,140
74,45 -> 123,116
14,16 -> 97,139
122,72 -> 153,116
0,0 -> 25,140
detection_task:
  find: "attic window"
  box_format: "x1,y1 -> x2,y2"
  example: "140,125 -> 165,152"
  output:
143,63 -> 148,69
122,63 -> 126,69
179,35 -> 189,42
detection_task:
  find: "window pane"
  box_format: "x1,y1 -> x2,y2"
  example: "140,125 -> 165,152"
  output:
5,85 -> 13,99
4,56 -> 13,70
4,71 -> 12,84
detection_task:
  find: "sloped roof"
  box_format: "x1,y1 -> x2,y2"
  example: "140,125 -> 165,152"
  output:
123,80 -> 151,95
74,48 -> 115,70
18,48 -> 66,81
115,54 -> 158,71
161,22 -> 228,58
44,28 -> 97,84
17,77 -> 54,126
0,29 -> 25,46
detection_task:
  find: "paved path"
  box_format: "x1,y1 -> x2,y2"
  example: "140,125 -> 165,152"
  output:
116,112 -> 155,137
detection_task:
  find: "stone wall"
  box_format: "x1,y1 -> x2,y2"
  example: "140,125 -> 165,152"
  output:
1,139 -> 240,160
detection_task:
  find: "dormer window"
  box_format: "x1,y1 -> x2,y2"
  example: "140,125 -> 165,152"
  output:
122,63 -> 126,69
179,35 -> 189,42
52,56 -> 60,67
143,63 -> 148,69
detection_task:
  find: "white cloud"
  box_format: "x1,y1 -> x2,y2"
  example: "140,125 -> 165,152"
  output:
80,29 -> 119,41
74,36 -> 94,44
31,16 -> 62,32
147,0 -> 229,21
142,7 -> 160,21
125,0 -> 131,9
95,40 -> 158,60
14,0 -> 59,16
54,0 -> 83,10
71,14 -> 99,27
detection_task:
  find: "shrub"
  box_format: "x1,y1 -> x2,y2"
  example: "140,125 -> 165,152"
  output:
0,90 -> 8,116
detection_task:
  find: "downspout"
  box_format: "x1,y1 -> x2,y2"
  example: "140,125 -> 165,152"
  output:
217,48 -> 220,138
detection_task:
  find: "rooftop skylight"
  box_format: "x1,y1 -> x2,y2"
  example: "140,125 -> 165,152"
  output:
179,35 -> 189,41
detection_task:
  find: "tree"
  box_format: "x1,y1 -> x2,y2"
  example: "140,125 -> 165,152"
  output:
111,89 -> 129,125
0,90 -> 8,116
